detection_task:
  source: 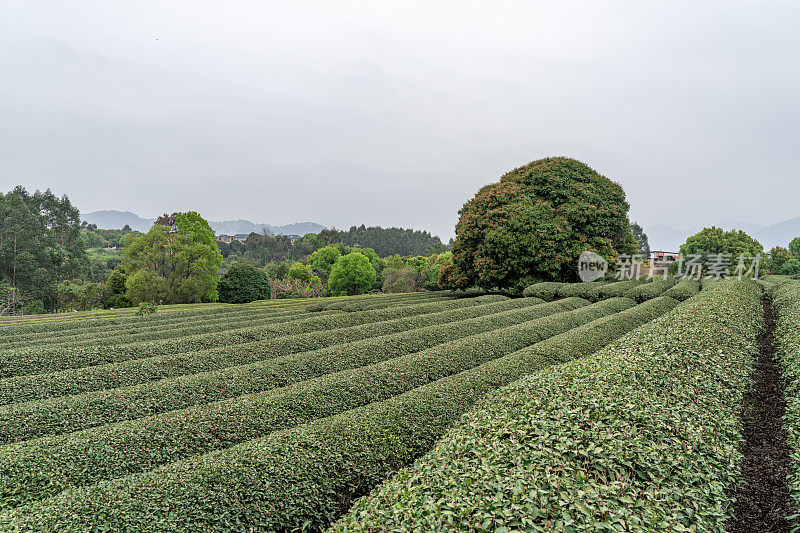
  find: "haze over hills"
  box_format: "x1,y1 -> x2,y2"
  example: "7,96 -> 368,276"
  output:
646,218 -> 800,252
82,210 -> 325,236
84,210 -> 800,253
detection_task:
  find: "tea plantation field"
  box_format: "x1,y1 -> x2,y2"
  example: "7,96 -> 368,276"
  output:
0,279 -> 792,531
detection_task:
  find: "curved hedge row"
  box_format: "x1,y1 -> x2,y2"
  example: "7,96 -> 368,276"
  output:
0,293 -> 458,353
0,301 -> 264,339
0,296 -> 679,531
0,298 -> 611,510
0,293 -> 455,340
772,280 -> 800,515
521,282 -> 565,301
0,305 -> 317,350
0,297 -> 526,406
0,296 -> 506,379
333,280 -> 763,531
586,278 -> 646,301
621,277 -> 677,302
0,298 -> 566,442
305,291 -> 455,312
555,280 -> 611,299
662,278 -> 700,301
513,295 -> 679,363
0,309 -> 318,352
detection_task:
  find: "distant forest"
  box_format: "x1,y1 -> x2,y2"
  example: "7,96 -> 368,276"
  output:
0,185 -> 450,313
219,225 -> 449,265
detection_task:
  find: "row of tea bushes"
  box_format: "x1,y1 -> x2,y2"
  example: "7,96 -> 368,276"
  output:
663,278 -> 700,301
333,280 -> 762,531
621,278 -> 677,302
772,280 -> 800,516
0,308 -> 317,352
0,295 -> 506,378
0,298 -> 568,444
0,299 -> 607,509
0,297 -> 536,406
0,296 -> 680,531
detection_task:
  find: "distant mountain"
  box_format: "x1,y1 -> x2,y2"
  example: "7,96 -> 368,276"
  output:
82,211 -> 155,232
646,219 -> 798,252
754,217 -> 800,250
82,210 -> 325,236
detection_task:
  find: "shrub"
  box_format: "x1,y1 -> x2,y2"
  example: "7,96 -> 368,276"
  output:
0,298 -> 560,439
218,263 -> 270,303
0,298 -> 592,508
772,281 -> 800,515
0,296 -> 518,378
782,259 -> 800,275
134,302 -> 158,316
0,298 -> 651,528
381,268 -> 420,293
287,262 -> 319,285
333,280 -> 762,531
555,280 -> 611,299
586,278 -> 645,301
21,300 -> 45,315
621,277 -> 677,302
663,278 -> 700,301
521,282 -> 565,301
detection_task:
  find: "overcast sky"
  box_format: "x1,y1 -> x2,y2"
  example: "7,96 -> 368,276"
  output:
1,1 -> 798,240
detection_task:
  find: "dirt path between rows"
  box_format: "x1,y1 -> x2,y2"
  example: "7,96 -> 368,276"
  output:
727,297 -> 794,532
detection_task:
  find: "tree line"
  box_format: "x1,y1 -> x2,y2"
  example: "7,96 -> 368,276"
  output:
0,186 -> 452,314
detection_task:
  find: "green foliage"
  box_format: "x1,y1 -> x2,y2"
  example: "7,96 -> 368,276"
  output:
55,280 -> 105,312
381,267 -> 420,293
630,221 -> 650,256
679,226 -> 764,274
328,253 -> 377,296
0,297 -> 546,443
790,237 -> 800,260
622,277 -> 677,302
448,157 -> 633,292
122,213 -> 223,305
782,258 -> 800,275
768,246 -> 792,274
586,278 -> 645,301
662,278 -> 700,301
0,299 -> 650,530
772,281 -> 800,516
308,245 -> 341,275
135,302 -> 158,316
287,262 -> 319,285
0,298 -> 589,507
0,295 -> 497,379
555,280 -> 611,299
21,300 -> 44,315
334,281 -> 762,530
522,282 -> 566,301
0,186 -> 87,311
218,263 -> 270,303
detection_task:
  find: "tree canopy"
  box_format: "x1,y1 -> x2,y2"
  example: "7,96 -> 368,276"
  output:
218,263 -> 270,303
0,186 -> 87,311
328,252 -> 377,296
630,222 -> 650,256
444,157 -> 634,292
679,227 -> 763,262
121,212 -> 223,304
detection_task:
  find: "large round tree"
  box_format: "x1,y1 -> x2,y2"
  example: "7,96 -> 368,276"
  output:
446,157 -> 634,292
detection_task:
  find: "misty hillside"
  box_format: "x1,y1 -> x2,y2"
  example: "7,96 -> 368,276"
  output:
82,210 -> 324,236
647,218 -> 800,252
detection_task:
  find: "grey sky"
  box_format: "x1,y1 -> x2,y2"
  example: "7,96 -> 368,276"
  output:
1,1 -> 798,240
